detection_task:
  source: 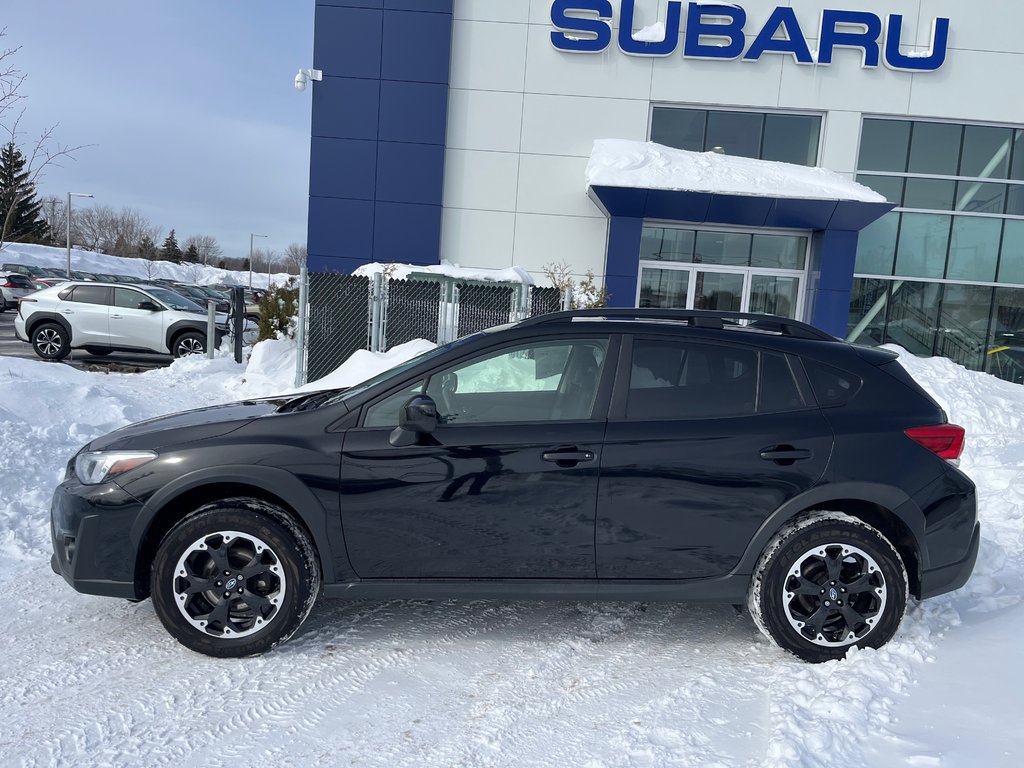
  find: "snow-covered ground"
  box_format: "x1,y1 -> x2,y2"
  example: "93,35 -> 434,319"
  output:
0,242 -> 292,289
0,341 -> 1021,766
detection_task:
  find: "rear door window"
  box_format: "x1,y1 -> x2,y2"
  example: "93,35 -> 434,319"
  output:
759,353 -> 807,413
65,284 -> 111,306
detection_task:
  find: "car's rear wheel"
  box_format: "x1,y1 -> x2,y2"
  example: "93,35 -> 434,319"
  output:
748,512 -> 907,663
151,499 -> 321,657
172,331 -> 206,357
31,322 -> 71,361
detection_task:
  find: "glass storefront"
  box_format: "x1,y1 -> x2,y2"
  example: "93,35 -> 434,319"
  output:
851,117 -> 1024,382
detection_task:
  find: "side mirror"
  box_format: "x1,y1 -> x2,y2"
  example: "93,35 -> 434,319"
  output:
389,394 -> 438,447
137,301 -> 162,311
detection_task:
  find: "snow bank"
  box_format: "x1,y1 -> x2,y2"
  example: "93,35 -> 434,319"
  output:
586,139 -> 886,202
0,242 -> 292,289
354,258 -> 534,285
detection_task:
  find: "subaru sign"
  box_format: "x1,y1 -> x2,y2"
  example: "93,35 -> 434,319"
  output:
550,0 -> 949,72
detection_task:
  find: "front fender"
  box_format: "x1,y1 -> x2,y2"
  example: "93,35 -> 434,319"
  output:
131,464 -> 347,584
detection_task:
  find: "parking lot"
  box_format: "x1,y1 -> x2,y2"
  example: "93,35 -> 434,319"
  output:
0,309 -> 172,370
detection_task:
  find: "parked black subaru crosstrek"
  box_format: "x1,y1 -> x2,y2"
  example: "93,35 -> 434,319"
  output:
50,309 -> 979,662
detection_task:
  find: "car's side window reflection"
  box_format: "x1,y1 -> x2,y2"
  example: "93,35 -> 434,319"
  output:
424,339 -> 608,425
363,380 -> 425,428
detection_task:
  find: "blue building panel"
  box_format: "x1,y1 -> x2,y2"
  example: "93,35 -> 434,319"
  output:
373,202 -> 442,264
375,142 -> 445,206
313,6 -> 382,80
311,77 -> 380,141
316,0 -> 383,8
309,137 -> 378,201
307,197 -> 375,259
381,9 -> 454,84
385,0 -> 452,13
378,80 -> 449,145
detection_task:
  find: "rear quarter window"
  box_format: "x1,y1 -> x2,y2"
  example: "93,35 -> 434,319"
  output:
802,359 -> 862,406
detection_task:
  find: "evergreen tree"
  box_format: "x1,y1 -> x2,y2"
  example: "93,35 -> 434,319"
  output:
0,143 -> 49,243
161,228 -> 182,262
183,242 -> 200,263
139,235 -> 157,260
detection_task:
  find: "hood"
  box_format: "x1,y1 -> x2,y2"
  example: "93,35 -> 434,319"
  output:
88,397 -> 292,451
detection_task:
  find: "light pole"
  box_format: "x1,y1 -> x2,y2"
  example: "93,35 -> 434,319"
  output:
66,192 -> 94,278
248,233 -> 268,289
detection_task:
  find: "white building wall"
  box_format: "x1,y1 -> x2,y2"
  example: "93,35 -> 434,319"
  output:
443,0 -> 1024,283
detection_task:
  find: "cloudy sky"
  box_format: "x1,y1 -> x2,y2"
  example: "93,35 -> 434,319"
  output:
3,1 -> 314,260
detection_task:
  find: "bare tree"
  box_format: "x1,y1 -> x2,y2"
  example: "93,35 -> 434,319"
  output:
39,194 -> 65,244
0,29 -> 88,248
70,204 -> 160,256
183,234 -> 222,265
284,242 -> 307,274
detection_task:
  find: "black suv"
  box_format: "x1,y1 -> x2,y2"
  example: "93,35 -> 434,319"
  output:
50,309 -> 979,662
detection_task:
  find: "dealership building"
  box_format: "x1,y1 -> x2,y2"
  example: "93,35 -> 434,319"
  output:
306,0 -> 1024,381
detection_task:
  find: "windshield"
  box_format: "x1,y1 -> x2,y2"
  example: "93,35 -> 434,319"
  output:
146,287 -> 204,312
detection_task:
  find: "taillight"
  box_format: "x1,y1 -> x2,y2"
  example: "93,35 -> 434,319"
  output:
904,424 -> 965,461
2,282 -> 13,288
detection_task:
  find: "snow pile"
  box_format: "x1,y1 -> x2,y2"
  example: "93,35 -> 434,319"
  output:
0,242 -> 292,289
586,139 -> 887,202
0,341 -> 1022,765
632,22 -> 666,42
354,258 -> 534,285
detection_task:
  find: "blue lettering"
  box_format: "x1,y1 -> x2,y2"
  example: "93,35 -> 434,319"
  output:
618,0 -> 682,57
818,10 -> 883,67
885,15 -> 949,72
743,7 -> 813,64
550,0 -> 613,53
683,3 -> 747,60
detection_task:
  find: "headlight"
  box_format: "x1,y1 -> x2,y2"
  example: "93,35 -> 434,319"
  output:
74,450 -> 158,485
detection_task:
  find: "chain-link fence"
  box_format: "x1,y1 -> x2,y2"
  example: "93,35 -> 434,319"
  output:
302,272 -> 569,386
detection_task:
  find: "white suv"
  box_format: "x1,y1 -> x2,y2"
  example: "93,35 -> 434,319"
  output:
14,282 -> 228,360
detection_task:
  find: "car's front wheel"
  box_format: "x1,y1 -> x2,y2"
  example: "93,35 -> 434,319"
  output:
31,321 -> 71,361
151,499 -> 321,657
748,512 -> 908,663
172,331 -> 206,357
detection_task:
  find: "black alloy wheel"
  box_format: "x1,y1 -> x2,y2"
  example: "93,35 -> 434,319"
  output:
151,499 -> 320,657
748,513 -> 908,663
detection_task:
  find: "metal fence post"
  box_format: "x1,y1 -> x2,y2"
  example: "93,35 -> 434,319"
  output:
370,271 -> 384,352
206,299 -> 216,360
561,283 -> 573,311
294,264 -> 308,388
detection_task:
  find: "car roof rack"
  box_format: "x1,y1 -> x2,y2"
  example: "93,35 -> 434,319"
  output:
517,308 -> 837,342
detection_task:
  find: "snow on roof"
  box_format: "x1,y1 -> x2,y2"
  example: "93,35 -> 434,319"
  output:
586,139 -> 886,203
353,259 -> 534,286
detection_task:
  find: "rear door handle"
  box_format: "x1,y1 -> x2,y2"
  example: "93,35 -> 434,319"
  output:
542,447 -> 596,467
110,314 -> 122,319
760,446 -> 813,464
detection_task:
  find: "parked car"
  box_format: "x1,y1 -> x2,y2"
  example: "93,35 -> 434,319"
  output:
1,272 -> 35,310
170,283 -> 230,314
15,281 -> 228,359
31,278 -> 67,291
48,309 -> 978,661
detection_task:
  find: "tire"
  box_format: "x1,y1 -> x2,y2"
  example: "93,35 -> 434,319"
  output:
748,511 -> 908,663
172,331 -> 206,358
31,321 -> 71,361
151,498 -> 321,657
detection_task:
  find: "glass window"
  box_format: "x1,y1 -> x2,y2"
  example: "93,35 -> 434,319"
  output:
936,284 -> 994,371
903,178 -> 954,211
857,175 -> 904,205
762,114 -> 820,166
960,125 -> 1012,179
999,220 -> 1024,285
364,381 -> 425,428
694,271 -> 743,311
908,122 -> 962,176
947,216 -> 1001,282
855,212 -> 899,276
640,227 -> 695,262
750,234 -> 806,270
113,288 -> 147,309
895,213 -> 950,279
694,231 -> 750,266
1011,130 -> 1024,181
705,111 -> 763,158
846,278 -> 890,345
987,288 -> 1024,383
859,119 -> 911,172
639,267 -> 689,308
626,339 -> 757,419
759,354 -> 805,413
883,281 -> 942,357
1006,185 -> 1024,216
802,360 -> 862,406
650,108 -> 705,152
749,275 -> 799,319
955,182 -> 1005,214
67,285 -> 110,306
425,340 -> 608,424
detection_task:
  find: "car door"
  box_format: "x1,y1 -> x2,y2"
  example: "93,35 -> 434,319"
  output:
596,334 -> 834,579
110,287 -> 167,351
339,335 -> 617,579
56,284 -> 111,346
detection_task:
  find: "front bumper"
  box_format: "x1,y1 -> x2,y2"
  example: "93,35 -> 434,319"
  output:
50,478 -> 146,600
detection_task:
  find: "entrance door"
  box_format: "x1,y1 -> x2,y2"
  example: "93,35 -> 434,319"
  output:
639,265 -> 803,320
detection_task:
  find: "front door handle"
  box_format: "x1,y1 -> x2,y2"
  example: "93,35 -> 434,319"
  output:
542,447 -> 596,467
760,445 -> 813,465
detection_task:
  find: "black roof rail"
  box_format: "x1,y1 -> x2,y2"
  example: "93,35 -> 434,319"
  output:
517,308 -> 838,342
